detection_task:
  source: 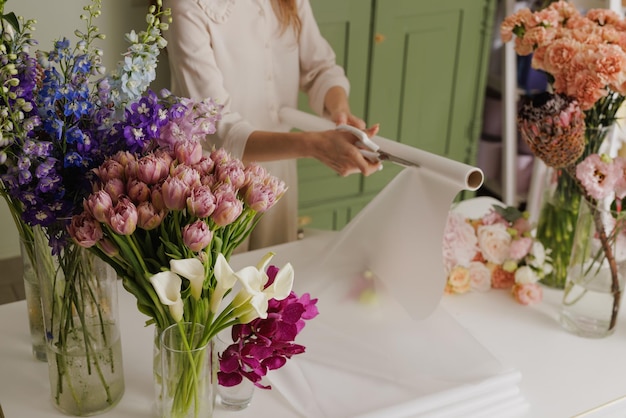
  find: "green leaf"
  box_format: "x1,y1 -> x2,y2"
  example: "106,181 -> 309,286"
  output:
2,12 -> 20,32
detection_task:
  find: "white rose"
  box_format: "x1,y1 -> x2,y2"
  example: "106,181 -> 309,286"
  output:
476,223 -> 511,265
515,265 -> 539,284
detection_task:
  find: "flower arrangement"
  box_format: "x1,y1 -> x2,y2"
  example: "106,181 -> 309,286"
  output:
218,264 -> 319,389
443,205 -> 552,305
0,0 -> 170,413
501,1 -> 626,289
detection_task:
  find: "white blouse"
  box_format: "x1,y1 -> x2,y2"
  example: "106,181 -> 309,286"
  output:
162,0 -> 351,159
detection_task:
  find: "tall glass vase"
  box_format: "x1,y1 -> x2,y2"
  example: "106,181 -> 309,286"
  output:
535,126 -> 612,289
20,234 -> 46,362
156,322 -> 216,418
560,197 -> 626,338
36,234 -> 125,416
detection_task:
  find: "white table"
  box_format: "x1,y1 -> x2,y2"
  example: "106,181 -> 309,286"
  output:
2,233 -> 626,418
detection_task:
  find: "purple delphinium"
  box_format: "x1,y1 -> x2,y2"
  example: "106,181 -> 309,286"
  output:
218,265 -> 319,389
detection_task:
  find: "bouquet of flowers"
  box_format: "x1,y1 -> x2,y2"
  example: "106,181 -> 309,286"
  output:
443,204 -> 552,305
0,0 -> 170,413
501,1 -> 626,288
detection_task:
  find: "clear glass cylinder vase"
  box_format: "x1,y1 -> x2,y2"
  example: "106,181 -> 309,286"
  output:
535,126 -> 612,289
560,197 -> 626,338
156,322 -> 216,418
20,234 -> 46,362
36,235 -> 125,416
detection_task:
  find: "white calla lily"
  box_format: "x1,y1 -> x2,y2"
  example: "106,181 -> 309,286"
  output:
210,253 -> 238,313
149,271 -> 184,322
170,258 -> 205,300
264,262 -> 294,301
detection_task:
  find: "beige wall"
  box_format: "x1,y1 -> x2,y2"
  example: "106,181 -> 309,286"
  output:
0,0 -> 170,259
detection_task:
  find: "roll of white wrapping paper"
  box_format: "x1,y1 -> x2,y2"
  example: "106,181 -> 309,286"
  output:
278,107 -> 484,191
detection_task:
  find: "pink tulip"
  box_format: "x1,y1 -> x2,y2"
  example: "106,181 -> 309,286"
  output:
151,183 -> 166,211
98,238 -> 119,257
193,156 -> 215,177
111,150 -> 136,167
107,196 -> 138,235
182,220 -> 213,252
97,159 -> 125,182
124,158 -> 139,180
215,159 -> 245,189
162,176 -> 190,210
212,192 -> 243,227
137,201 -> 166,230
171,164 -> 201,188
137,154 -> 170,185
244,182 -> 274,212
187,185 -> 217,218
127,178 -> 151,204
103,178 -> 126,204
68,213 -> 103,248
210,148 -> 230,165
85,190 -> 113,223
175,139 -> 203,165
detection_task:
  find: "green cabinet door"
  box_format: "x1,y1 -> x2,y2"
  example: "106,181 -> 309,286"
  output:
297,0 -> 372,229
365,0 -> 496,192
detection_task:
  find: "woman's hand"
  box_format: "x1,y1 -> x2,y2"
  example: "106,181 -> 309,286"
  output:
307,125 -> 382,177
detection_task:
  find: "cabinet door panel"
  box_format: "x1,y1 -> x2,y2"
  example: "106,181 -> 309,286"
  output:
296,0 -> 372,216
366,0 -> 495,192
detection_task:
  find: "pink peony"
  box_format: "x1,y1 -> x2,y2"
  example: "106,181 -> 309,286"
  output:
442,212 -> 479,274
512,283 -> 543,305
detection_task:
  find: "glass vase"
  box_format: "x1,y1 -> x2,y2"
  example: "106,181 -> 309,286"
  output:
560,197 -> 626,338
535,126 -> 612,289
157,322 -> 216,418
20,235 -> 46,362
36,236 -> 125,416
215,331 -> 254,411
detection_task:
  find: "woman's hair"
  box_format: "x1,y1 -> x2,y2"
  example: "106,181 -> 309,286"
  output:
271,0 -> 302,39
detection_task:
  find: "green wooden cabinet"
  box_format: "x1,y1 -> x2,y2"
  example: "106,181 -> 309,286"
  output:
297,0 -> 496,230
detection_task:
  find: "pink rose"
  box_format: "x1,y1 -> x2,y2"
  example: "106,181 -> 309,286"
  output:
68,213 -> 102,248
509,237 -> 533,261
477,223 -> 512,265
512,283 -> 543,305
183,220 -> 213,252
447,266 -> 471,294
468,261 -> 491,292
107,196 -> 138,235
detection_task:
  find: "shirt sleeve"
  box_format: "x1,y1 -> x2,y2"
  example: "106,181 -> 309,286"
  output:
163,0 -> 253,159
297,0 -> 351,117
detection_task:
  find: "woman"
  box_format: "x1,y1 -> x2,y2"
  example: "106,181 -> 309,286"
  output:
163,0 -> 381,250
